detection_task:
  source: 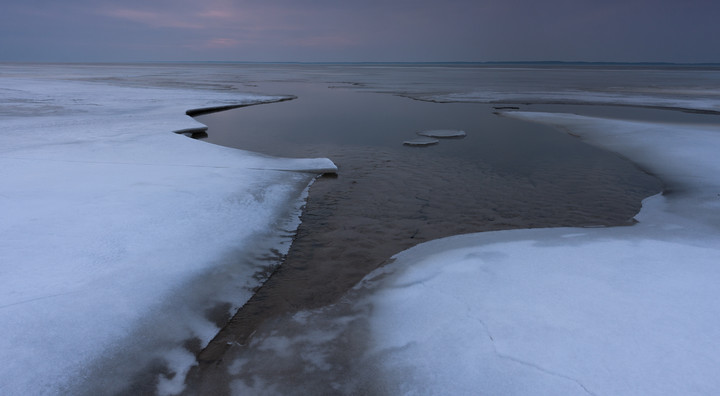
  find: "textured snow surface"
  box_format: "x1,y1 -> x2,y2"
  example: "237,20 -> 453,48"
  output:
356,113 -> 720,395
0,71 -> 335,395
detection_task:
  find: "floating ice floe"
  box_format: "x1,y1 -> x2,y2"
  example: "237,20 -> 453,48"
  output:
417,129 -> 466,138
403,137 -> 439,146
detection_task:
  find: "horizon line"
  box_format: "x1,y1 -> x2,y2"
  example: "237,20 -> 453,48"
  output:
3,60 -> 720,67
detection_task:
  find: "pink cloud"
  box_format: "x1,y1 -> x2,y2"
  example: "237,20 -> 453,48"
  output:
101,8 -> 204,29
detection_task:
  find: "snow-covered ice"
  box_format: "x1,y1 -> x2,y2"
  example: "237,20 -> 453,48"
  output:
426,89 -> 720,113
417,129 -> 466,138
0,68 -> 335,394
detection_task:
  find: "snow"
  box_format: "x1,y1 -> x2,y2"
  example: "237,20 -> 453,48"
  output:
0,70 -> 335,395
352,112 -> 720,395
417,129 -> 466,138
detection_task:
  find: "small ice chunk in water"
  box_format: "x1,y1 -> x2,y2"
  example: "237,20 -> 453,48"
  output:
403,137 -> 439,146
418,129 -> 466,138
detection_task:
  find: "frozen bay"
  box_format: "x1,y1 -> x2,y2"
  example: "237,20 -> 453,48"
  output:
2,62 -> 720,395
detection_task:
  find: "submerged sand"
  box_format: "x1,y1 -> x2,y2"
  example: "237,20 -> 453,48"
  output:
184,130 -> 661,393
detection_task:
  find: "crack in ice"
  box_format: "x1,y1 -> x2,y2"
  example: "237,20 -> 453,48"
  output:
0,290 -> 82,310
417,281 -> 597,396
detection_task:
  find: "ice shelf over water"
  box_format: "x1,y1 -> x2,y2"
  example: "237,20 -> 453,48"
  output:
0,70 -> 335,395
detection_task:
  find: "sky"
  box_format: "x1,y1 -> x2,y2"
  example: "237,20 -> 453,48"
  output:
1,0 -> 719,63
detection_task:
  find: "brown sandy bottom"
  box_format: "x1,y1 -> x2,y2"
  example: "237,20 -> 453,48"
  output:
182,135 -> 661,393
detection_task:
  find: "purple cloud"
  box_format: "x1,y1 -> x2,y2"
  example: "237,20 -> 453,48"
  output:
1,0 -> 719,62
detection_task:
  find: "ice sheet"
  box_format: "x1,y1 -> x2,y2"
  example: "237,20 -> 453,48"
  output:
0,69 -> 335,395
426,90 -> 720,113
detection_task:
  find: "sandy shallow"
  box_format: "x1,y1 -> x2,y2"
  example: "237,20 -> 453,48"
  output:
184,129 -> 661,393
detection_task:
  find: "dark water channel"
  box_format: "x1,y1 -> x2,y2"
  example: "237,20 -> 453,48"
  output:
189,83 -> 662,378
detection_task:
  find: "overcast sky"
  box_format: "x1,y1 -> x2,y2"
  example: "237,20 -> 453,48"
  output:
1,0 -> 719,63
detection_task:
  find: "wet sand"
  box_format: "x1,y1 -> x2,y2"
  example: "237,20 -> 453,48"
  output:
182,85 -> 663,393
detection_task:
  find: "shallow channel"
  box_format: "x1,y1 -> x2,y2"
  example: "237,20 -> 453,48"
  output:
188,82 -> 663,377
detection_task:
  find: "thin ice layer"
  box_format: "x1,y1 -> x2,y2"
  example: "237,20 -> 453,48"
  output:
0,73 -> 335,395
417,129 -> 466,138
427,90 -> 720,113
402,137 -> 439,146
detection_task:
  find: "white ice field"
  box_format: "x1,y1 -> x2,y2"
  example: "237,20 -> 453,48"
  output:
0,67 -> 335,395
2,63 -> 720,395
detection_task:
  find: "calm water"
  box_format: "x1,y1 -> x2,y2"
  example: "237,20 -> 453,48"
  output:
191,81 -> 664,376
197,82 -> 669,177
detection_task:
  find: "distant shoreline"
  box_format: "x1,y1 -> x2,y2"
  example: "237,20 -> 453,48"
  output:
4,60 -> 720,69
